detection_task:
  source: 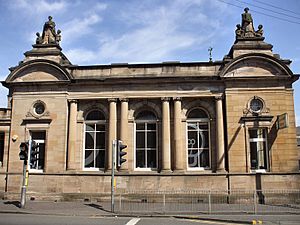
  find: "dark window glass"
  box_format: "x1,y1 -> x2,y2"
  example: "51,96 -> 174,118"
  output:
188,109 -> 208,119
86,110 -> 105,120
135,111 -> 157,169
147,132 -> 156,148
30,131 -> 46,170
85,132 -> 94,149
136,150 -> 145,168
187,121 -> 210,168
249,128 -> 268,170
136,111 -> 156,120
84,110 -> 106,169
0,133 -> 4,163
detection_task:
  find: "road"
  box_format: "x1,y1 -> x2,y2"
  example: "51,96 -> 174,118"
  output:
0,213 -> 242,225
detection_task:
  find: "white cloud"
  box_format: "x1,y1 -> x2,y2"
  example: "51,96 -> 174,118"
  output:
61,14 -> 102,44
65,0 -> 224,64
10,0 -> 67,14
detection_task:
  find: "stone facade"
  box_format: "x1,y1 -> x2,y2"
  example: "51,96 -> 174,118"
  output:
0,13 -> 299,200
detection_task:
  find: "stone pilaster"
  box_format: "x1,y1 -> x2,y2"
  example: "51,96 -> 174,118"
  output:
108,98 -> 117,170
67,100 -> 77,170
161,97 -> 171,171
215,96 -> 225,171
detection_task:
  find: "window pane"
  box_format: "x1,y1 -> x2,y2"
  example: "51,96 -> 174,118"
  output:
86,110 -> 105,120
136,111 -> 156,120
199,130 -> 209,148
85,150 -> 94,167
31,131 -> 46,140
37,143 -> 45,170
136,132 -> 145,148
147,150 -> 157,168
250,142 -> 258,169
188,150 -> 199,167
188,123 -> 198,130
136,150 -> 145,168
188,131 -> 198,148
96,124 -> 105,131
85,132 -> 94,149
249,129 -> 266,139
199,124 -> 208,130
147,123 -> 156,130
188,109 -> 208,119
200,149 -> 209,168
86,124 -> 95,132
136,123 -> 145,130
96,132 -> 105,149
147,131 -> 156,148
95,150 -> 105,168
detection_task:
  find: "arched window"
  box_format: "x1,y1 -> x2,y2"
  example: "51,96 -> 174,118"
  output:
187,108 -> 210,169
135,110 -> 157,169
84,110 -> 106,169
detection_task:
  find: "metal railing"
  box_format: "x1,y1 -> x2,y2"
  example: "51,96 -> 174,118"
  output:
113,189 -> 300,214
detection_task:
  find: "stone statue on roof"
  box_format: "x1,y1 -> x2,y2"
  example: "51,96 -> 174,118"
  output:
235,8 -> 264,39
36,16 -> 62,45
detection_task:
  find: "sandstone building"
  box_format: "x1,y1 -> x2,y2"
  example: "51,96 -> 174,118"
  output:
0,10 -> 299,200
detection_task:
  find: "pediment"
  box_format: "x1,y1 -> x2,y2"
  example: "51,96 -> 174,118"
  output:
220,54 -> 293,78
6,60 -> 71,83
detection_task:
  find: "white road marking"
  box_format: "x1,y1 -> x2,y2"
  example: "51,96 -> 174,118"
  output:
126,218 -> 141,225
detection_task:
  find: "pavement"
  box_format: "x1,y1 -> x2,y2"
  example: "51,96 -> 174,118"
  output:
0,200 -> 300,224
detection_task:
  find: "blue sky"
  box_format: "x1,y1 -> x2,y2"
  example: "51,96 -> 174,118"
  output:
0,0 -> 299,125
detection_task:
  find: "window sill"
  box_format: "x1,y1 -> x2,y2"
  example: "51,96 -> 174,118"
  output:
29,169 -> 44,173
134,168 -> 157,172
251,169 -> 267,173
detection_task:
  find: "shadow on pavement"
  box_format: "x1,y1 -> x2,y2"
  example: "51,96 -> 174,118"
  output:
4,201 -> 20,208
85,203 -> 111,213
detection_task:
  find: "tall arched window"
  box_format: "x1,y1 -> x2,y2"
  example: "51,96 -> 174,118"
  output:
187,108 -> 210,169
84,110 -> 106,169
135,110 -> 157,169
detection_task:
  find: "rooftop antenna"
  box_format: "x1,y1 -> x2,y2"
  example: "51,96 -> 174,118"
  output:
208,47 -> 213,62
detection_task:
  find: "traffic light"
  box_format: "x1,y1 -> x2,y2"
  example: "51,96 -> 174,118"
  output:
19,142 -> 28,161
30,141 -> 39,168
117,140 -> 127,168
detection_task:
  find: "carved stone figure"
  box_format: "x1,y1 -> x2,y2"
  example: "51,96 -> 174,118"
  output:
35,32 -> 43,44
255,24 -> 264,37
241,8 -> 255,37
55,29 -> 62,44
42,16 -> 56,44
235,24 -> 244,38
235,8 -> 264,39
35,16 -> 61,45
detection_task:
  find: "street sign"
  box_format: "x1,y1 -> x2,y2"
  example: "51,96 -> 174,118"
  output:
276,113 -> 288,130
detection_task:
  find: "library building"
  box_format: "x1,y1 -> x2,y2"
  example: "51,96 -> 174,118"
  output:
0,9 -> 299,200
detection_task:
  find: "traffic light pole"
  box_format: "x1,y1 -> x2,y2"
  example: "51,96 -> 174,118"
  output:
20,160 -> 28,208
111,140 -> 117,213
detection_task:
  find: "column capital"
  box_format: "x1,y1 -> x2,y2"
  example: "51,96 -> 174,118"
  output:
68,99 -> 78,104
108,98 -> 118,103
173,97 -> 182,101
215,95 -> 223,101
161,97 -> 171,102
119,98 -> 129,102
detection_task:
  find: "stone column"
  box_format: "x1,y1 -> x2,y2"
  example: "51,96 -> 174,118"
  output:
161,97 -> 171,171
108,98 -> 117,170
119,98 -> 129,170
215,96 -> 225,171
67,100 -> 77,170
173,97 -> 184,171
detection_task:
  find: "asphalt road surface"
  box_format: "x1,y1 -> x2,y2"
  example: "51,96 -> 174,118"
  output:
0,213 -> 243,225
